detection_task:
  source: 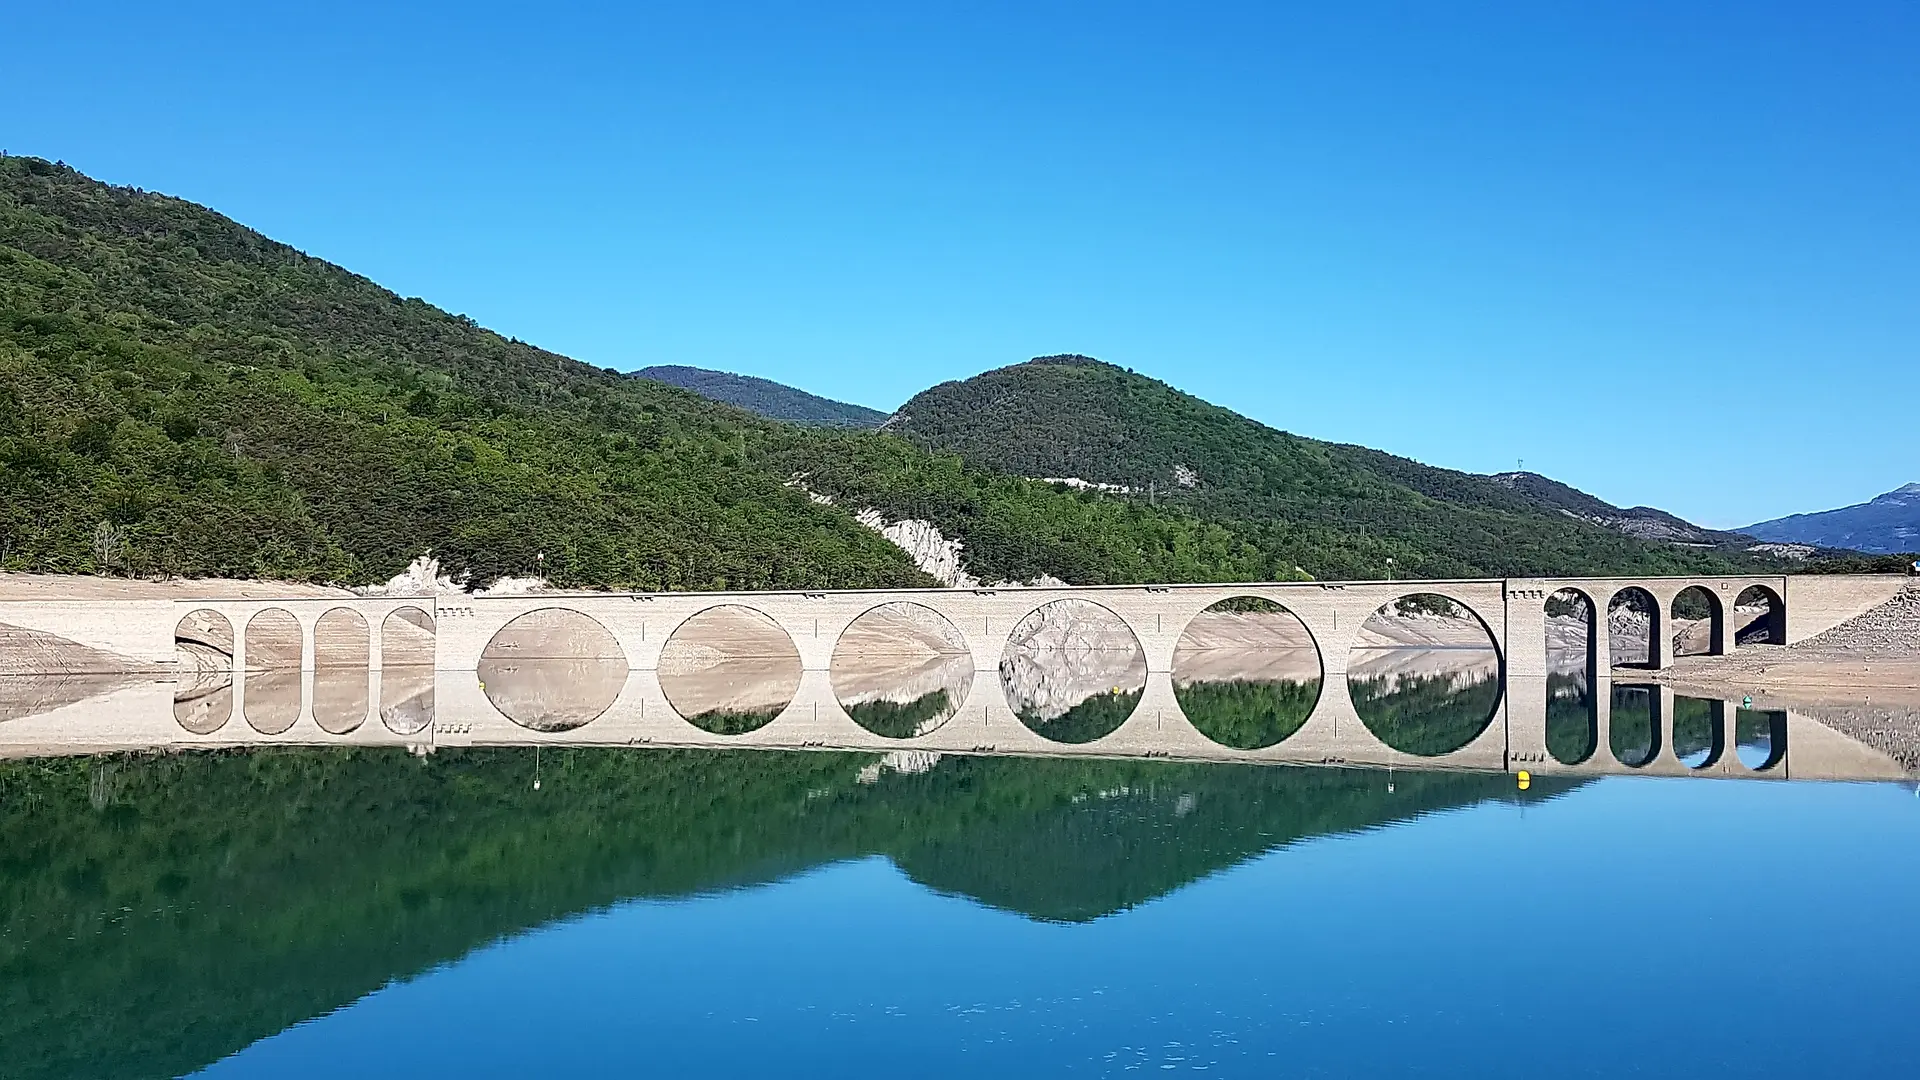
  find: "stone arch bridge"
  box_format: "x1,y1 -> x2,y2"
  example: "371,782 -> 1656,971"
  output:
1,574 -> 1908,782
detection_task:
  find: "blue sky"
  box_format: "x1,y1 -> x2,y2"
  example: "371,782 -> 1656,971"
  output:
6,1 -> 1915,527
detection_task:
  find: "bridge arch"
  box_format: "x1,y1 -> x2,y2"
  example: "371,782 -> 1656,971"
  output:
1609,683 -> 1661,767
173,608 -> 234,734
313,607 -> 370,735
1346,592 -> 1503,757
480,607 -> 627,731
1170,595 -> 1324,750
660,603 -> 802,735
1671,585 -> 1724,658
380,606 -> 436,735
1543,587 -> 1599,765
242,608 -> 301,734
1734,584 -> 1787,646
999,597 -> 1147,745
1608,587 -> 1659,668
1673,695 -> 1727,769
830,600 -> 974,739
1736,706 -> 1789,771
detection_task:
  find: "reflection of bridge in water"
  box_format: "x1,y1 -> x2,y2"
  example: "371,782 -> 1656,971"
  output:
2,574 -> 1911,782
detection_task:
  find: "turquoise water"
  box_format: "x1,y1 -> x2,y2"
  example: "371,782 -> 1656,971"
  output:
4,746 -> 1915,1078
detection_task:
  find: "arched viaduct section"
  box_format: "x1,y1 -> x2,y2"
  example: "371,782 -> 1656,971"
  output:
2,574 -> 1908,779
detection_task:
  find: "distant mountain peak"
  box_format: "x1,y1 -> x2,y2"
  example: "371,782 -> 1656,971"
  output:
1025,353 -> 1111,368
1741,483 -> 1920,555
632,365 -> 888,429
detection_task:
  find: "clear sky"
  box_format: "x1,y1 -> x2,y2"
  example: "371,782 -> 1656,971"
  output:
6,1 -> 1915,527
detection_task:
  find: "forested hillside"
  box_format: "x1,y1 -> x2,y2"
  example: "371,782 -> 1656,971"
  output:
0,159 -> 1792,588
888,355 -> 1778,578
634,364 -> 888,428
0,158 -> 1330,588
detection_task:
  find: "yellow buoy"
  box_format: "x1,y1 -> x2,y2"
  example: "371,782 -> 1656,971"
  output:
1517,769 -> 1532,791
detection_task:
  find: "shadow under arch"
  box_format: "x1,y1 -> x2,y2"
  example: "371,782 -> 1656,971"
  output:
1544,588 -> 1598,765
999,597 -> 1147,745
1734,584 -> 1787,645
173,608 -> 234,734
243,608 -> 301,735
1672,585 -> 1724,658
1346,592 -> 1504,757
830,600 -> 974,739
380,606 -> 436,735
313,607 -> 370,735
659,604 -> 802,735
1608,587 -> 1660,669
1170,594 -> 1324,750
479,608 -> 627,732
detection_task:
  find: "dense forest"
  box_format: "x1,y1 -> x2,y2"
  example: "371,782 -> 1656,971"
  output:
0,157 -> 1298,588
889,355 -> 1798,579
0,157 -> 1822,589
0,746 -> 1573,1080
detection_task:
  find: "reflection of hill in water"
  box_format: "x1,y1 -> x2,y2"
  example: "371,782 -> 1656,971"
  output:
0,748 -> 1576,1080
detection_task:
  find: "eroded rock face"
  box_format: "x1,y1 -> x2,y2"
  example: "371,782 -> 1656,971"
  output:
856,512 -> 981,588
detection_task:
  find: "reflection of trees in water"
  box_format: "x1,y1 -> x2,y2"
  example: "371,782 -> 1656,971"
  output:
1736,708 -> 1787,770
846,690 -> 951,739
1610,685 -> 1657,766
1174,678 -> 1320,749
1545,671 -> 1596,765
684,705 -> 783,735
1348,670 -> 1501,756
1021,688 -> 1144,744
1672,696 -> 1721,767
0,748 -> 1583,1080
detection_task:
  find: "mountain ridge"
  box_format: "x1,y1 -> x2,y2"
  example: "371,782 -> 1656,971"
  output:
634,364 -> 888,428
0,159 -> 1831,588
886,355 -> 1776,579
1741,484 -> 1920,555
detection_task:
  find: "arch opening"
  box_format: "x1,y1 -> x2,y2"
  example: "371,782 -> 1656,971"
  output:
660,606 -> 801,735
1672,695 -> 1726,769
1608,588 -> 1659,669
1171,597 -> 1323,750
313,608 -> 370,735
1671,586 -> 1723,658
480,609 -> 627,732
1734,585 -> 1787,646
173,609 -> 234,734
1545,589 -> 1598,765
1609,684 -> 1660,768
1346,594 -> 1501,757
830,602 -> 972,739
1736,707 -> 1788,771
242,608 -> 301,735
999,599 -> 1146,745
380,607 -> 436,735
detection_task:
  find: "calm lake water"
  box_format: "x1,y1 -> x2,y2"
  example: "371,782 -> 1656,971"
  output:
4,738 -> 1917,1079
